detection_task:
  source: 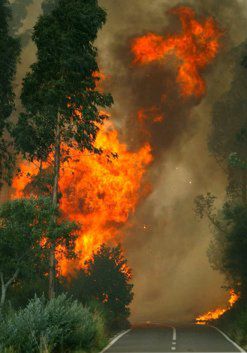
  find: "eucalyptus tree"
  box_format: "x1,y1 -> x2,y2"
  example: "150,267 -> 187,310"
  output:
13,0 -> 113,298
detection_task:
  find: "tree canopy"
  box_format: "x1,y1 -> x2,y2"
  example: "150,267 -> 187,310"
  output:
0,197 -> 78,306
196,42 -> 247,299
0,0 -> 20,186
208,43 -> 247,202
69,244 -> 134,330
13,0 -> 113,162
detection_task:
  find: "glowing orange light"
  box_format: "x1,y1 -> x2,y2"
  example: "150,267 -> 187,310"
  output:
12,122 -> 153,276
196,289 -> 240,325
132,6 -> 222,97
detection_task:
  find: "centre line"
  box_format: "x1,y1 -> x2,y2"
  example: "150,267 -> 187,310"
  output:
172,326 -> 176,341
170,326 -> 177,352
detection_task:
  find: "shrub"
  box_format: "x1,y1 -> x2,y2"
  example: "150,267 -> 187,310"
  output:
217,301 -> 247,349
0,294 -> 107,353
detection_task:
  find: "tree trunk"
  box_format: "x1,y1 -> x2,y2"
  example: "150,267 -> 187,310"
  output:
49,114 -> 61,300
0,269 -> 19,307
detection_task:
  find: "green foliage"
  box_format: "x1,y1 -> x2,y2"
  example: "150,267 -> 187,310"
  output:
216,301 -> 247,350
0,0 -> 20,186
195,193 -> 217,219
0,197 -> 78,304
214,203 -> 247,295
229,152 -> 247,170
208,42 -> 247,200
0,0 -> 20,129
0,294 -> 106,353
12,0 -> 113,162
196,45 -> 247,303
196,195 -> 247,297
0,198 -> 50,283
69,244 -> 133,331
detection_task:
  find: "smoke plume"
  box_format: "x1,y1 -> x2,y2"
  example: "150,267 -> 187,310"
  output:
96,0 -> 247,323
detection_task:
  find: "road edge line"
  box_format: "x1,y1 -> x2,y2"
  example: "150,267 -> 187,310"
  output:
210,325 -> 245,352
100,329 -> 131,353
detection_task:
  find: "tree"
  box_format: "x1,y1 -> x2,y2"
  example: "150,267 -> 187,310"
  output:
195,195 -> 247,298
0,197 -> 78,307
12,0 -> 113,298
0,0 -> 20,187
196,44 -> 247,299
208,42 -> 247,204
69,244 -> 134,330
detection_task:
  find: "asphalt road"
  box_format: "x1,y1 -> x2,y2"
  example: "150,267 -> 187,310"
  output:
103,325 -> 245,353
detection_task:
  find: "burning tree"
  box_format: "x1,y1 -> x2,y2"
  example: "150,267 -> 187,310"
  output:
12,0 -> 113,299
0,0 -> 20,187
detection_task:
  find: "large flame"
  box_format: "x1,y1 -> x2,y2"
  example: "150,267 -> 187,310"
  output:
12,122 -> 152,275
196,289 -> 240,325
132,6 -> 222,97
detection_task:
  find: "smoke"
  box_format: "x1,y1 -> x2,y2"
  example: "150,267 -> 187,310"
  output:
96,0 -> 247,323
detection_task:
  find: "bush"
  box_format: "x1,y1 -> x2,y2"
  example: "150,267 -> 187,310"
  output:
0,294 -> 107,353
217,301 -> 247,350
68,244 -> 133,333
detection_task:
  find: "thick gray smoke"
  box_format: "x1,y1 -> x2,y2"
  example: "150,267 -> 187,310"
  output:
97,0 -> 247,323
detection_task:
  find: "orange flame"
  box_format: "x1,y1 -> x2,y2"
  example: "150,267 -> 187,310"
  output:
196,289 -> 240,325
12,122 -> 152,275
132,6 -> 222,97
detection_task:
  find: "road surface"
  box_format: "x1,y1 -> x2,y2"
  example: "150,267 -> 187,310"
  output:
102,325 -> 245,353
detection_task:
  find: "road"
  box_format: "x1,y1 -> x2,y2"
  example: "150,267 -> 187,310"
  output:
102,325 -> 245,353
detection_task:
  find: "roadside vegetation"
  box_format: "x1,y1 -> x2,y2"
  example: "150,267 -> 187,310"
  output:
0,1 -> 133,352
195,40 -> 247,347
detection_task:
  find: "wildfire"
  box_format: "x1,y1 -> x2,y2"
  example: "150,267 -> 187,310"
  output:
196,289 -> 240,325
12,122 -> 152,275
12,6 -> 223,280
132,6 -> 222,97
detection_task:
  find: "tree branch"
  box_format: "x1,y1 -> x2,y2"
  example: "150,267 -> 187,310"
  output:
5,268 -> 20,289
207,212 -> 229,235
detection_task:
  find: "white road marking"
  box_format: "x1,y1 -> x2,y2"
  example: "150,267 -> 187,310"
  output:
170,326 -> 177,352
171,326 -> 176,341
100,329 -> 131,353
210,326 -> 245,352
